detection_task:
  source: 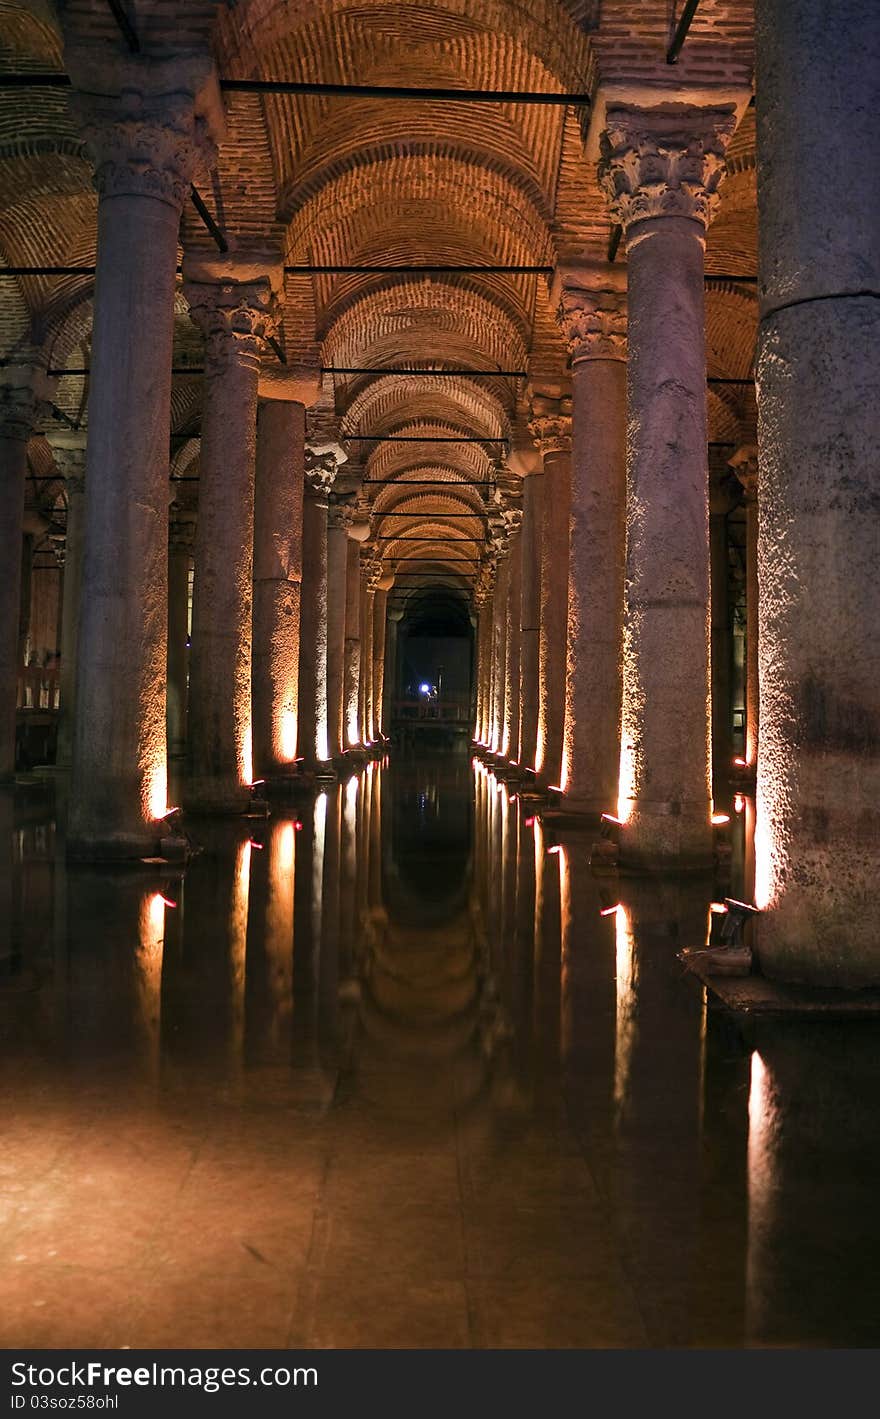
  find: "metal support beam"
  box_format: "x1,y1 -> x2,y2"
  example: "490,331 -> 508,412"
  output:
106,0 -> 140,53
667,0 -> 702,64
188,185 -> 228,253
219,78 -> 588,106
607,225 -> 623,263
285,264 -> 553,275
326,367 -> 526,377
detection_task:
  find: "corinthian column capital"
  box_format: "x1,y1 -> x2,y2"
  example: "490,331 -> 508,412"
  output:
304,443 -> 346,496
598,105 -> 737,234
729,443 -> 759,501
0,365 -> 55,442
556,282 -> 627,364
183,266 -> 281,377
528,409 -> 572,456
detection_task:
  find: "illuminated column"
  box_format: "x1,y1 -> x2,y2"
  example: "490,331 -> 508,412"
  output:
555,270 -> 627,813
166,523 -> 192,761
371,573 -> 393,739
599,104 -> 737,864
326,495 -> 354,760
0,370 -> 50,782
489,533 -> 509,754
50,433 -> 87,771
252,386 -> 314,779
344,516 -> 369,748
753,0 -> 880,982
529,398 -> 572,785
517,467 -> 544,768
184,257 -> 281,811
65,65 -> 219,855
360,562 -> 375,745
298,446 -> 342,770
474,568 -> 494,744
503,512 -> 523,759
730,447 -> 758,770
384,606 -> 404,733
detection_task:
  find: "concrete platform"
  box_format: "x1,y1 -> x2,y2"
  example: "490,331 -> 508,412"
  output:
688,960 -> 880,1016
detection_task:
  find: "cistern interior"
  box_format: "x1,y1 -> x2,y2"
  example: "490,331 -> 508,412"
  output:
2,0 -> 879,1354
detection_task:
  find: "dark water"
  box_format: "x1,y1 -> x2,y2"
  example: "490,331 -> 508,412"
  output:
1,750 -> 879,1348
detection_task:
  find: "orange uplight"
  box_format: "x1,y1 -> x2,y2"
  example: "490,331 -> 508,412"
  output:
711,812 -> 730,825
547,844 -> 562,855
600,903 -> 621,917
524,816 -> 535,827
710,902 -> 729,914
734,756 -> 747,767
601,812 -> 623,826
734,793 -> 745,813
547,784 -> 562,792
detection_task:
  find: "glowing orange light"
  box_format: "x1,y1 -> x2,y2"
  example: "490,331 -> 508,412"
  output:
547,784 -> 562,792
524,816 -> 535,827
160,895 -> 177,909
251,778 -> 266,788
734,793 -> 745,813
734,756 -> 747,767
600,903 -> 621,917
711,812 -> 730,825
710,902 -> 728,914
249,839 -> 264,849
601,812 -> 623,826
547,844 -> 562,855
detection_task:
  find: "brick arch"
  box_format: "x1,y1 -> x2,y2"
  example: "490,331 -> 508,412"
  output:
339,375 -> 511,442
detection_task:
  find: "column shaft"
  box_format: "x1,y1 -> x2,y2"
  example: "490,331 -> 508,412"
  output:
299,488 -> 330,767
343,538 -> 361,748
252,400 -> 304,778
372,588 -> 388,740
504,530 -> 522,760
490,555 -> 509,753
0,431 -> 28,781
326,505 -> 349,759
537,445 -> 571,784
518,471 -> 543,767
754,0 -> 880,982
166,541 -> 190,760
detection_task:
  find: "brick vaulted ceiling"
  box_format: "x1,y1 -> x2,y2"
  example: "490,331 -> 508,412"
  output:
1,0 -> 756,596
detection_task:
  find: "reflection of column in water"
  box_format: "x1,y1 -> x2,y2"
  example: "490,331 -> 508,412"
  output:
62,871 -> 165,1078
508,798 -> 537,1075
339,774 -> 359,987
355,761 -> 371,925
0,794 -> 14,975
244,820 -> 295,1067
532,817 -> 561,1071
746,1025 -> 880,1347
292,791 -> 326,1067
368,763 -> 382,909
558,841 -> 616,1141
612,876 -> 709,1345
318,783 -> 342,1066
160,830 -> 250,1074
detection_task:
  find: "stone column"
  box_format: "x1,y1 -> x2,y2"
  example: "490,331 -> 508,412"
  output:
326,496 -> 354,760
517,467 -> 544,768
371,573 -> 393,740
298,447 -> 341,769
0,370 -> 49,781
489,539 -> 509,754
48,433 -> 86,770
555,271 -> 628,814
753,0 -> 880,983
730,446 -> 759,770
710,463 -> 735,782
360,563 -> 375,745
529,400 -> 572,786
474,570 -> 494,745
343,525 -> 367,749
183,258 -> 280,811
252,391 -> 312,780
503,514 -> 523,760
166,524 -> 192,761
599,104 -> 737,865
384,606 -> 404,733
62,65 -> 218,854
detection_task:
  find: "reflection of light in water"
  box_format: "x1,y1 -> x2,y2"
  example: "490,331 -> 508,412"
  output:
231,840 -> 251,1064
266,823 -> 295,1051
137,892 -> 165,1078
277,821 -> 295,875
614,903 -> 638,1111
746,1049 -> 774,1325
280,708 -> 297,763
346,774 -> 359,813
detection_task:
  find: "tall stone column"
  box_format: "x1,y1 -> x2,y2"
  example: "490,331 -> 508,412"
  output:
0,369 -> 49,782
48,433 -> 86,770
730,446 -> 759,770
384,606 -> 404,733
709,464 -> 735,781
753,0 -> 880,983
489,539 -> 509,754
298,447 -> 341,769
326,496 -> 354,760
360,564 -> 375,745
517,467 -> 544,768
183,258 -> 280,811
599,104 -> 737,865
64,63 -> 219,855
371,573 -> 393,740
252,390 -> 313,780
166,525 -> 192,761
343,525 -> 367,749
529,400 -> 572,786
503,515 -> 523,760
473,568 -> 494,745
555,271 -> 628,814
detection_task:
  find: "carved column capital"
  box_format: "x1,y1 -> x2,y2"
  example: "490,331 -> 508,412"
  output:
327,493 -> 356,531
528,411 -> 572,456
729,443 -> 759,501
184,276 -> 280,377
70,82 -> 218,210
556,285 -> 627,364
598,105 -> 737,235
0,366 -> 55,442
48,432 -> 87,491
304,446 -> 341,497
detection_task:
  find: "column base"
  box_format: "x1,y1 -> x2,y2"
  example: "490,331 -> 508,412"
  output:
66,827 -> 163,863
618,803 -> 714,872
183,777 -> 253,815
